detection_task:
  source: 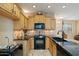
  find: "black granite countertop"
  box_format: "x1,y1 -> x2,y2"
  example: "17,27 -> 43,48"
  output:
52,37 -> 79,56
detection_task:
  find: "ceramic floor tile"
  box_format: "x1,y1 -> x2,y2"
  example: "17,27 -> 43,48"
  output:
28,50 -> 51,56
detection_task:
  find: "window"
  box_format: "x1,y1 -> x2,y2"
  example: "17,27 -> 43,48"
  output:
63,23 -> 72,34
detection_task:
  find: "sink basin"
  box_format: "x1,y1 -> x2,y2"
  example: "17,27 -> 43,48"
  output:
53,37 -> 68,42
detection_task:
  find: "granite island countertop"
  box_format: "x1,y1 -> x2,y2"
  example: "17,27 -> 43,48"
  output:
52,37 -> 79,56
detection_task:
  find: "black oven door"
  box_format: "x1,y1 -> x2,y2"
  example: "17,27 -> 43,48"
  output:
34,35 -> 45,49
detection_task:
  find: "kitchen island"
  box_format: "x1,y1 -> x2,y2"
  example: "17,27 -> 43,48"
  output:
53,37 -> 79,56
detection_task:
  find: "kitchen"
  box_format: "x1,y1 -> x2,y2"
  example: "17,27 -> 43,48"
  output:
0,3 -> 79,56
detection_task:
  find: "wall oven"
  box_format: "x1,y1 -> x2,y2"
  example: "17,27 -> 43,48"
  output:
34,35 -> 45,49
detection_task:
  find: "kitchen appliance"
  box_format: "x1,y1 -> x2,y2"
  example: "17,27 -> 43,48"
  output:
34,23 -> 45,29
34,23 -> 45,49
34,35 -> 45,49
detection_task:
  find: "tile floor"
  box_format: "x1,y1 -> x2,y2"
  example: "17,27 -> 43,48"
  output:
28,50 -> 51,56
13,49 -> 63,56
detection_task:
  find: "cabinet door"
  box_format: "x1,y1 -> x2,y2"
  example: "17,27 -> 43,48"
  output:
20,14 -> 25,29
28,18 -> 34,29
46,37 -> 49,49
24,17 -> 27,29
13,14 -> 25,30
51,19 -> 56,30
0,3 -> 20,20
13,4 -> 20,18
39,15 -> 45,23
0,4 -> 5,9
34,15 -> 45,23
45,19 -> 51,29
6,3 -> 14,13
0,3 -> 14,13
0,3 -> 7,10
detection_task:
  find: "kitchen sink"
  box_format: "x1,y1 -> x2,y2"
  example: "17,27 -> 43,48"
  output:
53,37 -> 68,42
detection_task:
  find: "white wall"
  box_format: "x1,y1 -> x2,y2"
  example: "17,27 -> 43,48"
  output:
0,16 -> 13,46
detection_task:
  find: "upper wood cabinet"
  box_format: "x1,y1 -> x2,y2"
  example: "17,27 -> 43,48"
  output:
34,15 -> 45,23
13,14 -> 28,30
28,15 -> 56,30
45,18 -> 56,30
28,18 -> 34,29
0,3 -> 21,20
0,3 -> 28,30
45,18 -> 51,29
24,16 -> 28,29
13,4 -> 20,18
51,19 -> 56,30
0,3 -> 14,13
13,14 -> 24,30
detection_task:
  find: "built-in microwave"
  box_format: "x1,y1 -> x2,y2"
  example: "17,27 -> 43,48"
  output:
34,23 -> 45,29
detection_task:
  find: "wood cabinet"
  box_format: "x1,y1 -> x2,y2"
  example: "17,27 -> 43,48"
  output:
13,14 -> 22,30
13,14 -> 28,30
34,15 -> 45,23
45,18 -> 51,29
49,38 -> 57,56
0,3 -> 21,20
51,19 -> 56,30
45,18 -> 56,30
0,3 -> 14,13
28,18 -> 34,29
28,15 -> 56,30
28,38 -> 34,50
0,3 -> 28,30
13,4 -> 20,18
20,14 -> 25,29
24,17 -> 28,29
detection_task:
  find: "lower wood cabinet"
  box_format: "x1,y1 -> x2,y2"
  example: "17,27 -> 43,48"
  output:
49,38 -> 57,56
28,37 -> 57,56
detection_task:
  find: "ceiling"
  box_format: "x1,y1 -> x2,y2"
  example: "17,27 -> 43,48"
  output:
18,3 -> 79,20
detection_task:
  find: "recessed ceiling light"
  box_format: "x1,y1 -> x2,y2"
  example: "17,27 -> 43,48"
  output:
33,5 -> 36,8
62,5 -> 66,8
59,16 -> 64,19
48,5 -> 51,8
